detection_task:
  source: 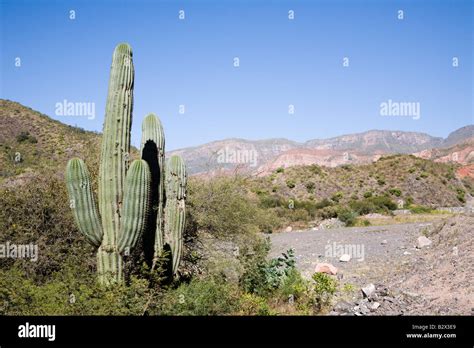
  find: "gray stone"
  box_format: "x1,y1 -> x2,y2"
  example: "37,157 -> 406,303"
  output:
417,236 -> 432,248
361,283 -> 376,298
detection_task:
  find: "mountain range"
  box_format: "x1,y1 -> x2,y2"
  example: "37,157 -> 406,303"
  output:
169,126 -> 474,176
1,99 -> 473,181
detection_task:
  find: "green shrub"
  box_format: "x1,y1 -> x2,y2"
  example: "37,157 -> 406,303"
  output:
16,131 -> 37,143
187,176 -> 280,238
349,195 -> 397,215
388,188 -> 402,197
275,167 -> 284,173
156,278 -> 240,315
238,293 -> 273,315
312,273 -> 337,308
337,207 -> 357,226
286,180 -> 296,189
0,266 -> 151,315
305,182 -> 315,193
308,164 -> 322,175
408,205 -> 432,214
0,175 -> 95,282
277,268 -> 310,301
331,192 -> 343,203
456,188 -> 466,203
317,205 -> 339,219
363,191 -> 373,198
240,241 -> 296,296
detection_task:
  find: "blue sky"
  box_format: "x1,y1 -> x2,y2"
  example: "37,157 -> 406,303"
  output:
1,0 -> 473,150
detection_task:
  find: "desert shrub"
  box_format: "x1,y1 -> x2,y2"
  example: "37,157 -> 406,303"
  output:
0,265 -> 150,315
363,191 -> 373,198
16,131 -> 37,143
156,278 -> 240,315
349,195 -> 396,215
336,208 -> 357,226
456,188 -> 466,203
240,240 -> 296,296
408,205 -> 433,214
312,272 -> 337,309
305,182 -> 315,193
388,188 -> 402,197
275,167 -> 284,173
317,205 -> 340,219
277,268 -> 309,301
186,176 -> 281,237
0,175 -> 95,283
331,192 -> 343,203
314,198 -> 333,210
238,293 -> 273,315
308,164 -> 322,175
286,180 -> 296,189
259,195 -> 286,209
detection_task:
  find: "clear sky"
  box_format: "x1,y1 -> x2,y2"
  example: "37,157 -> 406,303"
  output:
1,0 -> 473,150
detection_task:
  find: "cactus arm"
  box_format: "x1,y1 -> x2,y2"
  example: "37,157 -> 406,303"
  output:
140,113 -> 165,261
164,155 -> 187,275
98,43 -> 134,248
118,159 -> 151,253
65,158 -> 103,247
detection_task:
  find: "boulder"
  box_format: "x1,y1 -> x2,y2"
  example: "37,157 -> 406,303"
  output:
417,236 -> 432,248
361,283 -> 376,298
315,262 -> 338,275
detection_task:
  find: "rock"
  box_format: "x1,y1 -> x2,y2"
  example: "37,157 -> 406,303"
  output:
361,283 -> 376,298
339,254 -> 351,262
403,251 -> 411,255
381,240 -> 388,245
285,226 -> 293,232
359,304 -> 370,314
315,262 -> 338,275
318,218 -> 345,229
370,302 -> 380,310
334,301 -> 352,312
417,236 -> 432,248
452,246 -> 458,256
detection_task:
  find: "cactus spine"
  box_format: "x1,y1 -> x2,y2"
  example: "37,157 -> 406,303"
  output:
66,43 -> 150,285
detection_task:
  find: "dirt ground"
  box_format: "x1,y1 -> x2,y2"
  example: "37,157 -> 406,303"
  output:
269,214 -> 473,315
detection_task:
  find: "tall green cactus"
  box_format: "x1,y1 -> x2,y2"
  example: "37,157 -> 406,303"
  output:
66,43 -> 150,285
164,155 -> 187,275
141,114 -> 165,263
141,114 -> 187,277
66,43 -> 187,284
